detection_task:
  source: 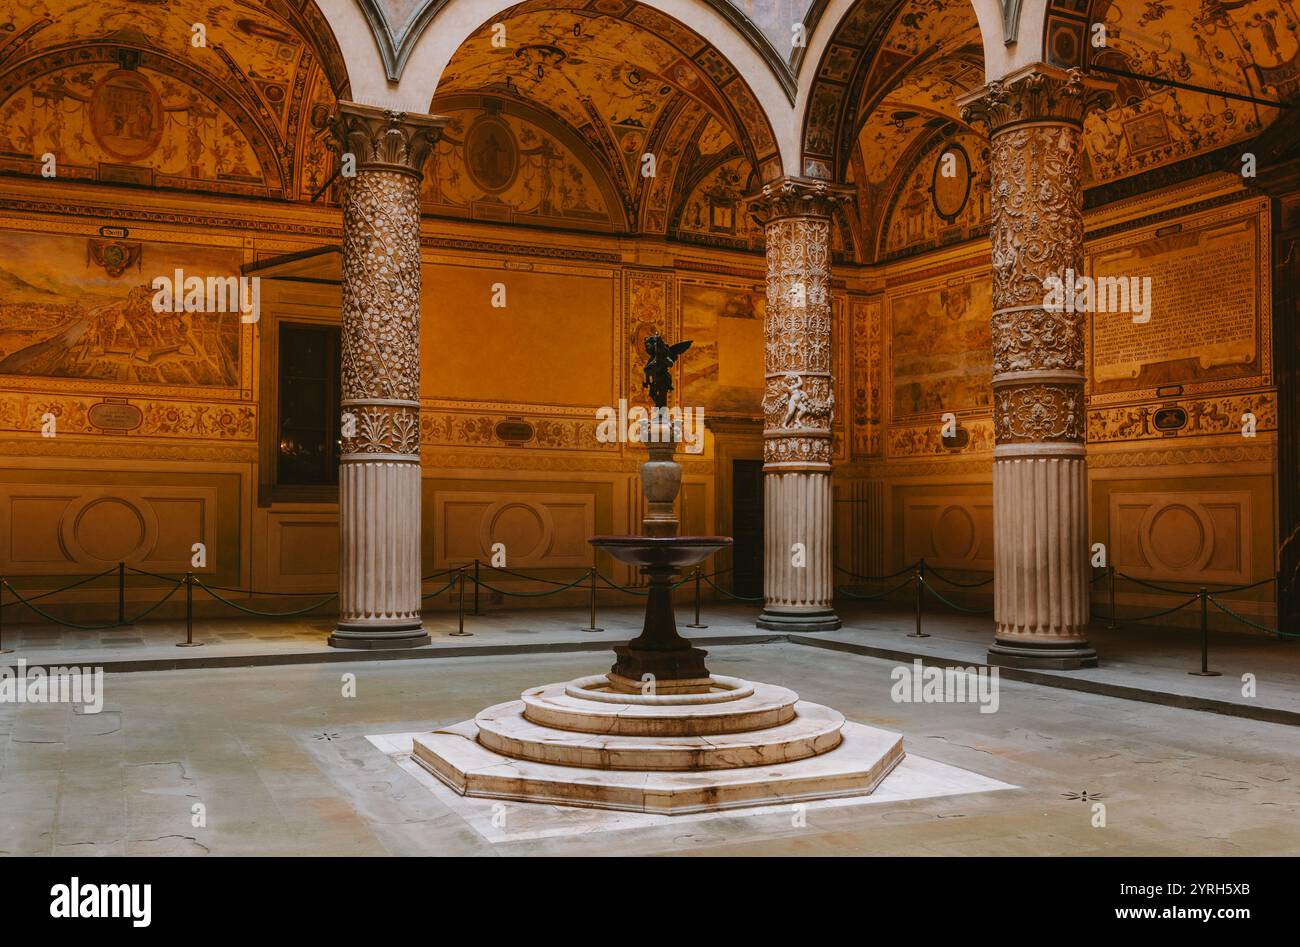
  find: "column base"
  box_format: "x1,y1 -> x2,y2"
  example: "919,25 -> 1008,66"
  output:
987,640 -> 1097,670
328,627 -> 430,650
756,608 -> 842,632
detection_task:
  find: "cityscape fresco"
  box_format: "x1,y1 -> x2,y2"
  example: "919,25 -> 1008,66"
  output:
0,232 -> 242,388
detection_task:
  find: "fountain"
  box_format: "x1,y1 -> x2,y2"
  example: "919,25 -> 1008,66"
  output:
412,335 -> 904,814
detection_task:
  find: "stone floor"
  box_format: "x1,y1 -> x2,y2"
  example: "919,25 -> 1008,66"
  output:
1,643 -> 1296,856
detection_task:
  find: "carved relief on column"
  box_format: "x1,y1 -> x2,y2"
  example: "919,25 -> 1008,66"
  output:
331,103 -> 445,460
751,177 -> 853,471
960,66 -> 1111,453
959,66 -> 1113,668
327,103 -> 447,645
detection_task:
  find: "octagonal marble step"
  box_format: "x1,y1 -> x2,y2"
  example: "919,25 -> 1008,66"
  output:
477,698 -> 843,771
521,678 -> 800,737
412,717 -> 905,815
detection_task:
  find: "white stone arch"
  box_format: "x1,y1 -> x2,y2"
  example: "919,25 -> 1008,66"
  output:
314,0 -> 800,175
968,0 -> 1052,80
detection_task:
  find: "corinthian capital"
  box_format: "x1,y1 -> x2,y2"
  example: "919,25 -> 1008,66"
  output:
748,175 -> 855,224
958,64 -> 1114,134
330,101 -> 449,178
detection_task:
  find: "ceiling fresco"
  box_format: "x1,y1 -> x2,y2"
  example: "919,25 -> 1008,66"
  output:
1081,0 -> 1292,184
422,97 -> 622,231
435,0 -> 782,238
0,0 -> 348,200
807,0 -> 1297,263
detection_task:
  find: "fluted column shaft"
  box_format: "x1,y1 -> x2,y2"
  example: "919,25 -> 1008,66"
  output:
961,66 -> 1113,669
328,103 -> 447,649
750,178 -> 852,632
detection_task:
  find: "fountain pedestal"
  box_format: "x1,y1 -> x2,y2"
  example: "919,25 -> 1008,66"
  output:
589,536 -> 728,692
410,366 -> 904,815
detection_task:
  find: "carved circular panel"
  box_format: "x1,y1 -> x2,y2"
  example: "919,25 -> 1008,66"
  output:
90,70 -> 164,161
480,501 -> 552,563
465,116 -> 519,193
1140,503 -> 1210,573
61,494 -> 158,565
934,505 -> 977,562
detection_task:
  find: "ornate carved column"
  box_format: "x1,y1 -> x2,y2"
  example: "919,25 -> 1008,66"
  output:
750,177 -> 852,632
327,102 -> 446,649
960,65 -> 1112,669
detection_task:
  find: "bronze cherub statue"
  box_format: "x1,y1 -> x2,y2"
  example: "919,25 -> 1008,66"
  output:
642,334 -> 692,408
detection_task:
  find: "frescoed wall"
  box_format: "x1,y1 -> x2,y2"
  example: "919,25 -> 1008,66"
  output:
887,272 -> 991,421
0,232 -> 243,389
678,278 -> 765,416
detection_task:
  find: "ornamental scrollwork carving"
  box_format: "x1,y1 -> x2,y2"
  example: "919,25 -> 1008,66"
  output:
994,384 -> 1085,444
764,434 -> 833,465
339,168 -> 424,405
989,124 -> 1087,334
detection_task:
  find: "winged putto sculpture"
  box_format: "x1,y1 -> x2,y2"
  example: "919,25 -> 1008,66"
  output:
642,334 -> 692,408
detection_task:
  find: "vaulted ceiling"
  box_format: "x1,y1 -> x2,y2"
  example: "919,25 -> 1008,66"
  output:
805,0 -> 1298,263
0,0 -> 349,200
434,1 -> 783,244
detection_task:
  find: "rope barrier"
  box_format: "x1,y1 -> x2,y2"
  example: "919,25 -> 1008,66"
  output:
595,574 -> 649,596
0,566 -> 119,609
420,576 -> 459,600
474,575 -> 591,597
924,566 -> 995,588
833,562 -> 916,582
1207,595 -> 1292,637
1116,571 -> 1276,595
0,557 -> 1286,658
3,577 -> 184,631
919,578 -> 994,615
699,571 -> 764,603
191,578 -> 338,618
1092,595 -> 1201,624
834,576 -> 914,601
475,564 -> 587,587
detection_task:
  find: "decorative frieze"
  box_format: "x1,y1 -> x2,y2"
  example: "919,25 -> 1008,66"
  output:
0,393 -> 255,441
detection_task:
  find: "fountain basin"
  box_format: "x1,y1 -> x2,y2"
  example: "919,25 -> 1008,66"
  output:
587,535 -> 732,568
589,535 -> 733,689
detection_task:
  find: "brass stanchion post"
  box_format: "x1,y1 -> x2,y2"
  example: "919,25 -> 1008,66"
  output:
908,558 -> 929,638
177,572 -> 203,647
1107,564 -> 1117,630
449,567 -> 472,637
1189,586 -> 1220,676
118,561 -> 126,627
581,566 -> 604,632
685,566 -> 706,629
473,558 -> 482,615
0,578 -> 10,655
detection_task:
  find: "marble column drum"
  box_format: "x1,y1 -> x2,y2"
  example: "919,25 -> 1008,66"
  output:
328,103 -> 447,649
961,66 -> 1113,669
750,178 -> 852,632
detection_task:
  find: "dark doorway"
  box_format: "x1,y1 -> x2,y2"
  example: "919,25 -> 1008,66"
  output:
731,459 -> 764,598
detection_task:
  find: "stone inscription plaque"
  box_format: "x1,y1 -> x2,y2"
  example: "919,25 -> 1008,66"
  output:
1090,212 -> 1262,397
